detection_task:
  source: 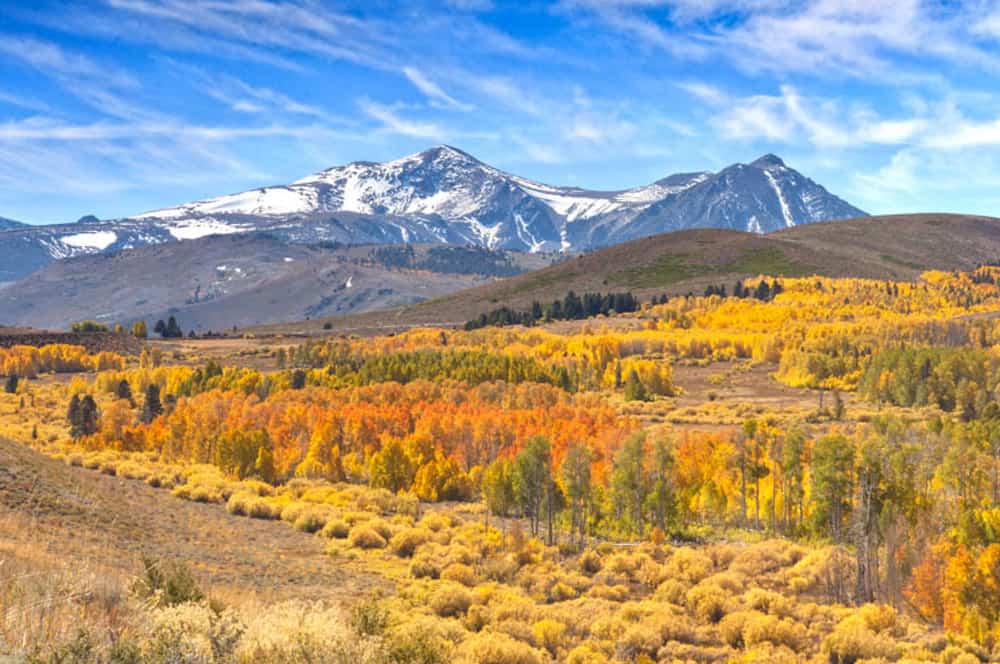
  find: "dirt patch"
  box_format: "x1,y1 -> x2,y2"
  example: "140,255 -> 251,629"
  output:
0,437 -> 389,604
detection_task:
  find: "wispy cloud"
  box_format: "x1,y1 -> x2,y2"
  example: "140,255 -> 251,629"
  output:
0,34 -> 138,88
402,66 -> 474,111
357,99 -> 446,140
0,90 -> 50,112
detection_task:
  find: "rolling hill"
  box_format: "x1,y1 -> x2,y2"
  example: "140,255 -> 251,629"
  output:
255,213 -> 1000,335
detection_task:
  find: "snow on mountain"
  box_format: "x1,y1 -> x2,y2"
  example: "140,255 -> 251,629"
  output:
0,146 -> 866,282
133,146 -> 862,252
61,231 -> 118,250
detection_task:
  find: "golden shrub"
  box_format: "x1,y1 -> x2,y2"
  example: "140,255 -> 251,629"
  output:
652,578 -> 688,605
531,618 -> 566,656
366,518 -> 395,541
143,602 -> 244,664
292,508 -> 329,533
441,563 -> 477,587
685,582 -> 731,623
547,580 -> 578,602
823,613 -> 899,663
741,612 -> 807,651
389,527 -> 431,557
578,550 -> 603,576
348,525 -> 388,550
321,518 -> 350,539
430,582 -> 473,617
235,600 -> 385,664
454,630 -> 546,664
419,512 -> 453,532
585,583 -> 630,602
564,643 -> 609,664
663,547 -> 714,585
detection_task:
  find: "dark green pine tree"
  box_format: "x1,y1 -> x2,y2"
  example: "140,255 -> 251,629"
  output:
142,384 -> 163,424
78,395 -> 99,436
165,315 -> 182,338
67,394 -> 83,437
3,374 -> 17,394
116,379 -> 133,403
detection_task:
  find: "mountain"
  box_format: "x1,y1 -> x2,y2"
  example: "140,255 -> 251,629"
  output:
0,147 -> 864,282
250,214 -> 1000,336
136,146 -> 864,251
0,234 -> 551,330
0,216 -> 27,231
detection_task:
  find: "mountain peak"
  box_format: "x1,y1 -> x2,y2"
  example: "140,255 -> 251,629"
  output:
417,144 -> 481,164
751,153 -> 786,169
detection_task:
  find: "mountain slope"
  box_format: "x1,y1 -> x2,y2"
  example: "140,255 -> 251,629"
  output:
253,214 -> 1000,336
0,234 -> 549,330
0,216 -> 26,231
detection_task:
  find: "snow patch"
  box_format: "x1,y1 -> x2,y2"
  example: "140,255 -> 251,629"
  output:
61,231 -> 117,250
764,170 -> 794,228
167,219 -> 242,240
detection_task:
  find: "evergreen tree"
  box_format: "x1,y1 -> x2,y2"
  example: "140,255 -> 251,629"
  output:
116,379 -> 133,403
67,394 -> 82,437
142,384 -> 163,424
153,319 -> 166,337
165,316 -> 182,338
3,374 -> 17,394
70,395 -> 99,437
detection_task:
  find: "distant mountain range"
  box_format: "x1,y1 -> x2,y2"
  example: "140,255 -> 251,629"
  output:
0,217 -> 26,231
0,147 -> 865,282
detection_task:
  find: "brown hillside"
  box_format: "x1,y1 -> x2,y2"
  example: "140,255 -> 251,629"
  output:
254,213 -> 1000,336
0,437 -> 385,601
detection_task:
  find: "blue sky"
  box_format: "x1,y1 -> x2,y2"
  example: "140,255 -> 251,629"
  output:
3,1 -> 1000,224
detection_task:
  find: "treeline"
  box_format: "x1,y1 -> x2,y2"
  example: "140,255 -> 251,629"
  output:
464,290 -> 640,330
702,278 -> 785,301
277,336 -> 674,398
0,344 -> 125,379
859,346 -> 1000,418
78,380 -> 632,502
275,348 -> 573,391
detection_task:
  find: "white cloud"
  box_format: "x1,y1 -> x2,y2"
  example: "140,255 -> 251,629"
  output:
712,85 -> 933,149
851,147 -> 1000,214
357,99 -> 446,140
402,66 -> 474,111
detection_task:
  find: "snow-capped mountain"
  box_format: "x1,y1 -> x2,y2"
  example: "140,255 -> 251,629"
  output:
134,146 -> 864,251
0,216 -> 26,231
0,147 -> 865,282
